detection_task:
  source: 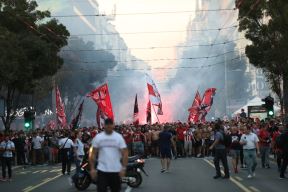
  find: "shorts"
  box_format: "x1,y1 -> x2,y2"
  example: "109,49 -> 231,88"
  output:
152,140 -> 159,148
160,148 -> 172,159
230,149 -> 240,159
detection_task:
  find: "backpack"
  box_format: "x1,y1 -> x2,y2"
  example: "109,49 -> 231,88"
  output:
222,133 -> 232,148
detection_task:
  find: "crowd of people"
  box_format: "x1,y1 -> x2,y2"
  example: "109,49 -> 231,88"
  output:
0,115 -> 288,182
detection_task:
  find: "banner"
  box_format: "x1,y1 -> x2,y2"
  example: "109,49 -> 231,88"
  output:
70,100 -> 84,129
188,90 -> 202,123
133,94 -> 139,125
87,83 -> 114,121
146,74 -> 163,115
199,88 -> 216,122
55,86 -> 67,128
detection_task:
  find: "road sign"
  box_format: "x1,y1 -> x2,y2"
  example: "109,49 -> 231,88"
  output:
248,105 -> 267,120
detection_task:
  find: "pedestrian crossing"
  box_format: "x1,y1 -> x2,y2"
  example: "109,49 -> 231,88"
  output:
15,168 -> 62,176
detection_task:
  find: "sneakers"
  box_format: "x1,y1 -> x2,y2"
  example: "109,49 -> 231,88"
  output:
279,175 -> 286,180
247,175 -> 252,179
161,169 -> 166,173
0,178 -> 7,182
252,172 -> 256,177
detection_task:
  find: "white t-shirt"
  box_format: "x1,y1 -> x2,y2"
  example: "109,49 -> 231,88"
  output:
32,136 -> 44,149
92,131 -> 127,173
240,132 -> 259,150
0,140 -> 15,158
74,138 -> 85,156
59,137 -> 74,149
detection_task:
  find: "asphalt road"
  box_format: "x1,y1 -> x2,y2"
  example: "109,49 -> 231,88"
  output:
0,157 -> 287,192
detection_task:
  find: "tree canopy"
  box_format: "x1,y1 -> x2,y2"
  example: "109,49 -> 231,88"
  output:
236,0 -> 288,115
0,0 -> 69,131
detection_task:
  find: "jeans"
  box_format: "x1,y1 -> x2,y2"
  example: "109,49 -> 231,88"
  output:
133,142 -> 144,155
1,157 -> 13,179
184,141 -> 192,156
214,148 -> 229,177
243,149 -> 257,175
260,146 -> 270,167
61,148 -> 71,174
97,170 -> 121,192
75,156 -> 83,173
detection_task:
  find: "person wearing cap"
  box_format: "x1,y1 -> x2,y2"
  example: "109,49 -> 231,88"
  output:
89,118 -> 128,192
0,134 -> 15,182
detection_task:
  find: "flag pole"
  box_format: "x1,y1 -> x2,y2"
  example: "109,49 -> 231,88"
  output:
152,105 -> 160,123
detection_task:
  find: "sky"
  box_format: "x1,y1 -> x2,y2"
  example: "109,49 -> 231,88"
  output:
97,0 -> 196,68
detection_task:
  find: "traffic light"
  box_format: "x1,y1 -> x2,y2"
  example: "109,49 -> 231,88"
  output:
24,109 -> 35,130
262,96 -> 274,118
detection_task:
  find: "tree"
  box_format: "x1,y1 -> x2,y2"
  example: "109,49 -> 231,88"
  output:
236,0 -> 288,116
0,0 -> 69,131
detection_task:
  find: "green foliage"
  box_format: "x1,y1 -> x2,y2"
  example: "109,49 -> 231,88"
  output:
0,0 -> 69,130
236,0 -> 288,115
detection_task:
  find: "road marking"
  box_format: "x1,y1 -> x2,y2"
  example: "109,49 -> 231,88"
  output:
234,176 -> 243,181
23,174 -> 62,192
49,169 -> 61,173
125,186 -> 132,192
40,170 -> 48,173
23,186 -> 33,191
203,159 -> 253,192
22,168 -> 75,192
249,186 -> 261,192
32,170 -> 41,174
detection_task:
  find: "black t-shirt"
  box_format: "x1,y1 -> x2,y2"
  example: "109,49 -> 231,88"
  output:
159,131 -> 172,149
230,133 -> 241,150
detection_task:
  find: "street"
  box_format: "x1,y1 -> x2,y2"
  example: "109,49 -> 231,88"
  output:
1,157 -> 287,192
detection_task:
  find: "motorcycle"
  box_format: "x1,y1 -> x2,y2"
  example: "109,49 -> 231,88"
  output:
73,155 -> 148,191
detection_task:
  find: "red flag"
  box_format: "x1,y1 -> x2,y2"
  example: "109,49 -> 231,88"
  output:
199,88 -> 216,122
188,91 -> 202,123
146,74 -> 163,115
55,86 -> 67,128
146,100 -> 151,124
70,100 -> 84,129
87,83 -> 114,120
133,94 -> 139,125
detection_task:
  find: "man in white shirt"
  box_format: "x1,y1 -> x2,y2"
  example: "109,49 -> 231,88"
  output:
240,126 -> 260,178
32,132 -> 44,165
89,118 -> 128,192
59,133 -> 74,175
73,131 -> 85,173
0,134 -> 15,181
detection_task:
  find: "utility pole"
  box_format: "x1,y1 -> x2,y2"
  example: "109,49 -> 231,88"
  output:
224,46 -> 229,116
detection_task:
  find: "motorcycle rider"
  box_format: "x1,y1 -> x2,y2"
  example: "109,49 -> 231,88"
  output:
89,118 -> 128,192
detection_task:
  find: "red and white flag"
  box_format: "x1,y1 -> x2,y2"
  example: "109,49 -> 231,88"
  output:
55,86 -> 67,128
199,88 -> 216,122
133,94 -> 139,125
188,90 -> 202,123
146,74 -> 163,115
87,83 -> 114,121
